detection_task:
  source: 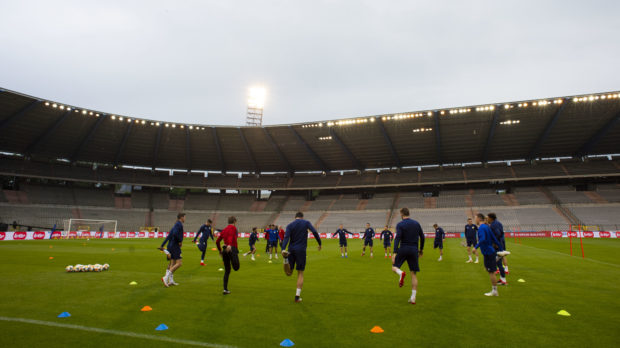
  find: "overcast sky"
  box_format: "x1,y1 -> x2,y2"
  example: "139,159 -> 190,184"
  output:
1,1 -> 618,126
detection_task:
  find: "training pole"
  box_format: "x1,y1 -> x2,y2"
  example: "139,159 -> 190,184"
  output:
514,229 -> 517,243
579,224 -> 585,259
569,224 -> 573,256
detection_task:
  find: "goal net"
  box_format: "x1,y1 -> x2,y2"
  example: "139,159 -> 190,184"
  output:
62,219 -> 118,239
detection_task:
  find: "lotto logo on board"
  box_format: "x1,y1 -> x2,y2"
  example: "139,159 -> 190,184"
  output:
51,231 -> 61,238
158,232 -> 165,238
568,232 -> 579,237
0,232 -> 5,240
139,232 -> 146,238
149,232 -> 155,238
119,232 -> 127,238
583,231 -> 594,238
599,231 -> 611,238
14,232 -> 27,240
68,231 -> 77,237
33,232 -> 46,239
551,231 -> 563,238
128,232 -> 136,238
82,232 -> 91,238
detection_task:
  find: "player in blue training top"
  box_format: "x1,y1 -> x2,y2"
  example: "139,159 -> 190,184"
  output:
268,225 -> 280,260
281,212 -> 322,303
362,223 -> 375,257
433,224 -> 446,261
380,225 -> 394,258
464,218 -> 479,264
392,207 -> 425,304
332,224 -> 353,258
193,219 -> 214,266
474,213 -> 508,297
488,213 -> 508,284
243,227 -> 259,261
161,213 -> 185,287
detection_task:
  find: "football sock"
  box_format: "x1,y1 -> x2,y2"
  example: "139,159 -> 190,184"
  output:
411,290 -> 417,298
269,254 -> 272,260
501,277 -> 506,282
395,269 -> 403,276
296,288 -> 302,296
505,266 -> 509,272
283,258 -> 289,264
370,253 -> 373,257
492,285 -> 497,292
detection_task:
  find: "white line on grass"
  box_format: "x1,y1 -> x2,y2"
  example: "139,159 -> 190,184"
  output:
517,244 -> 620,268
0,316 -> 236,348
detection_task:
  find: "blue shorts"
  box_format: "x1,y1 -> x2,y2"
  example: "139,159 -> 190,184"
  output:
197,243 -> 206,252
393,246 -> 419,273
483,253 -> 497,273
466,238 -> 477,247
434,239 -> 443,249
364,239 -> 373,247
383,241 -> 391,248
287,249 -> 307,271
249,243 -> 256,250
269,240 -> 278,248
167,245 -> 182,260
339,240 -> 348,247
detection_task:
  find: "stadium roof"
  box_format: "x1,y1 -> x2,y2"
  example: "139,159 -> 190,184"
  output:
0,87 -> 619,174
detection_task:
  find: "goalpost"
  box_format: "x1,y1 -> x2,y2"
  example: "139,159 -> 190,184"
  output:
62,219 -> 118,239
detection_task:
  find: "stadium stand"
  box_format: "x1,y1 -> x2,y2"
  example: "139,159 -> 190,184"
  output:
1,88 -> 619,233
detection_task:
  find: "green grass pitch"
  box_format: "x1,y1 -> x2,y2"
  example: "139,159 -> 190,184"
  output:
0,237 -> 619,347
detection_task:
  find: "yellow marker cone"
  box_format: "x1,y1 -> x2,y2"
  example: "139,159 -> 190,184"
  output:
557,310 -> 571,316
49,257 -> 54,260
141,306 -> 152,312
129,281 -> 138,285
518,279 -> 525,283
111,248 -> 115,251
49,245 -> 53,248
370,326 -> 384,333
211,248 -> 217,251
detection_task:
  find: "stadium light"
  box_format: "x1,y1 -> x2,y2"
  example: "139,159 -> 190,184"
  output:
111,115 -> 116,120
118,116 -> 124,121
248,87 -> 266,109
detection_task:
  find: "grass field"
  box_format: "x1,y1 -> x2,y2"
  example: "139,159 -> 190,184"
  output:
1,237 -> 619,348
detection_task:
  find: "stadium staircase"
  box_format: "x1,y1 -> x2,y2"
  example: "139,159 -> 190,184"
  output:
424,197 -> 437,209
583,191 -> 608,204
356,199 -> 368,210
2,190 -> 28,204
501,193 -> 519,206
386,192 -> 400,227
315,197 -> 339,229
540,186 -> 584,226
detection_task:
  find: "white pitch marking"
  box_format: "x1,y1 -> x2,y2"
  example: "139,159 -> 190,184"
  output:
0,316 -> 236,348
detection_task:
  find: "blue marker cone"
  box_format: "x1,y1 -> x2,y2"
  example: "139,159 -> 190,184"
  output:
280,339 -> 295,347
155,324 -> 168,331
57,312 -> 71,318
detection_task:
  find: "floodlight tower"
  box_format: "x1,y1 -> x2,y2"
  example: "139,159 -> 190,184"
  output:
246,87 -> 266,126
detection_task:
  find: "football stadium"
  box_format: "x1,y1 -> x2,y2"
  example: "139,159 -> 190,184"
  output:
1,2 -> 620,348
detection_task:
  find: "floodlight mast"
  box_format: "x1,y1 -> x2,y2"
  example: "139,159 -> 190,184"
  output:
246,87 -> 266,126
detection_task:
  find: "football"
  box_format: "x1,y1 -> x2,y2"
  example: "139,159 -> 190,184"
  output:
65,265 -> 74,272
102,263 -> 109,271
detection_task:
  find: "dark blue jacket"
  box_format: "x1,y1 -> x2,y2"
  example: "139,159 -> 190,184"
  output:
465,224 -> 478,240
380,230 -> 393,242
282,218 -> 321,251
475,223 -> 503,255
332,228 -> 352,241
490,220 -> 505,242
193,224 -> 214,243
434,227 -> 445,240
394,218 -> 425,253
363,228 -> 375,240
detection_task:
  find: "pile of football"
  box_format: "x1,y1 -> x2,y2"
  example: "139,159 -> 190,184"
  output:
65,264 -> 110,272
